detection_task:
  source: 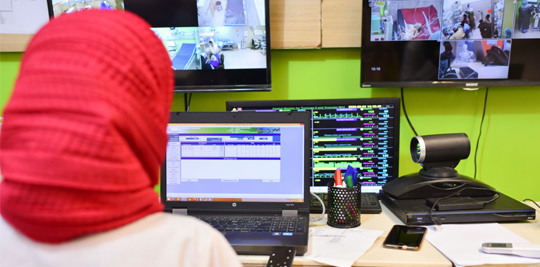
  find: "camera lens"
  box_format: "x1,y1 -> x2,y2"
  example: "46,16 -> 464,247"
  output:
410,136 -> 426,163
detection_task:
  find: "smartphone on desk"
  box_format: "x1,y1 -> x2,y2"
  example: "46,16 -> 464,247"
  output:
383,225 -> 427,251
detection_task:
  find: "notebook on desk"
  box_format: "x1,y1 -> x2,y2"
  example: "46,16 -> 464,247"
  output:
161,111 -> 312,255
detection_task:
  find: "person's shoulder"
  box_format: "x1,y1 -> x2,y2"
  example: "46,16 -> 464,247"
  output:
0,216 -> 18,240
115,213 -> 227,246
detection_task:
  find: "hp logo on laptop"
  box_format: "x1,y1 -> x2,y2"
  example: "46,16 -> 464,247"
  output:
232,203 -> 237,207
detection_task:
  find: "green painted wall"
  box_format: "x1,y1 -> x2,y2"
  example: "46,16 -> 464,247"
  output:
0,53 -> 21,113
1,49 -> 539,201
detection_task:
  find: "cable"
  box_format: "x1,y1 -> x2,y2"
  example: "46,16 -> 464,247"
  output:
184,93 -> 193,112
429,187 -> 500,225
310,192 -> 325,222
184,93 -> 188,112
401,87 -> 418,136
523,198 -> 540,209
473,87 -> 489,179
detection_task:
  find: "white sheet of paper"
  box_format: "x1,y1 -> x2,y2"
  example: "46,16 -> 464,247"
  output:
303,228 -> 383,267
0,0 -> 49,34
426,223 -> 540,266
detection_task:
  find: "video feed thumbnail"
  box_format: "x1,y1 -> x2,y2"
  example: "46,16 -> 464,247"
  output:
153,26 -> 267,70
197,0 -> 266,27
199,26 -> 267,69
514,0 -> 540,39
438,39 -> 511,79
50,0 -> 124,17
369,0 -> 442,41
441,0 -> 515,40
153,27 -> 200,70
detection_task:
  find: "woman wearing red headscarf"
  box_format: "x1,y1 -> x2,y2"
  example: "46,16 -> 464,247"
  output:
0,10 -> 241,267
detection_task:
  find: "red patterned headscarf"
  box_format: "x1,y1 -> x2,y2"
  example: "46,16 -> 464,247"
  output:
0,10 -> 173,243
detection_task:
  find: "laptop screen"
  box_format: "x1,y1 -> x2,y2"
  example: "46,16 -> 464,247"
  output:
165,122 -> 306,203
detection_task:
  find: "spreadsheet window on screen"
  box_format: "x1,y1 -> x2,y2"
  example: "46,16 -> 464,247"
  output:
227,99 -> 400,194
165,123 -> 306,202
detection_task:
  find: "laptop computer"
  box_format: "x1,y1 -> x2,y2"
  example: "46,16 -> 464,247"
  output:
161,111 -> 312,255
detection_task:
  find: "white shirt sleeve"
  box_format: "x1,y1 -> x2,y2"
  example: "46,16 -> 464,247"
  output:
175,216 -> 243,267
1,213 -> 243,267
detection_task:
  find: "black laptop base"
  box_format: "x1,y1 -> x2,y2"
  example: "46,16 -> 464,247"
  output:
229,235 -> 307,256
380,191 -> 536,225
194,214 -> 309,256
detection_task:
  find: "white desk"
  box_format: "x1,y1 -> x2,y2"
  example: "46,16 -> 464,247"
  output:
240,202 -> 540,267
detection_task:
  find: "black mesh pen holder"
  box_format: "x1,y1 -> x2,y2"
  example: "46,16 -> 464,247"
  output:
327,181 -> 361,228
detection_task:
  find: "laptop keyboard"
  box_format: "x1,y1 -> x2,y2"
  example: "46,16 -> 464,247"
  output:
310,192 -> 382,214
196,216 -> 308,233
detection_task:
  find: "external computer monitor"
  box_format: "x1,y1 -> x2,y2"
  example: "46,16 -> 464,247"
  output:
227,98 -> 401,194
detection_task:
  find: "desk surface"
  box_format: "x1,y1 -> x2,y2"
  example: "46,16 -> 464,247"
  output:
240,202 -> 540,267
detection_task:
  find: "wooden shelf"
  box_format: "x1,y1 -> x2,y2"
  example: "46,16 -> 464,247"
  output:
322,0 -> 363,48
0,34 -> 33,52
270,0 -> 363,49
1,0 -> 365,52
269,0 -> 322,49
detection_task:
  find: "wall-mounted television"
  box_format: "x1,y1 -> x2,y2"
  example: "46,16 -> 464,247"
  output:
48,0 -> 272,92
361,0 -> 540,88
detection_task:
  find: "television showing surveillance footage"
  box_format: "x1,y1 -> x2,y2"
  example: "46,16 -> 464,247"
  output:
362,0 -> 540,88
46,0 -> 272,92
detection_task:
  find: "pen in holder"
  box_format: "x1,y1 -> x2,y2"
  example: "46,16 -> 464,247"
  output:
327,181 -> 361,228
